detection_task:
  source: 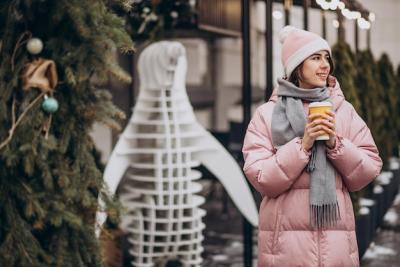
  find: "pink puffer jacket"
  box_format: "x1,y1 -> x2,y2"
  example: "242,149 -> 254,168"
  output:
242,77 -> 382,267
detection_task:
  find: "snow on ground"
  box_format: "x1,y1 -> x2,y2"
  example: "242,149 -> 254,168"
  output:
383,208 -> 398,225
363,243 -> 397,259
393,194 -> 400,206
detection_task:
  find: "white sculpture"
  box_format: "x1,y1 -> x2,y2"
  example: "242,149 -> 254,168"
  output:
98,41 -> 258,267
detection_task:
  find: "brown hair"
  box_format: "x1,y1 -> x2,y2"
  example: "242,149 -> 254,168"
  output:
288,54 -> 335,87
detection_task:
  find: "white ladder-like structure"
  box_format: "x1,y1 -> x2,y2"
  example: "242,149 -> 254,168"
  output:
101,41 -> 258,267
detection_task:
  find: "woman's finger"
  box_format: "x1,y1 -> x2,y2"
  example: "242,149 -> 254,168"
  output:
307,125 -> 335,138
319,119 -> 335,129
308,124 -> 325,133
324,111 -> 335,122
308,113 -> 335,125
325,110 -> 336,117
320,125 -> 335,136
308,113 -> 324,122
309,132 -> 321,138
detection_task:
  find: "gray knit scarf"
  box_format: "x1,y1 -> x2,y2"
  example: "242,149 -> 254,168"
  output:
271,78 -> 340,229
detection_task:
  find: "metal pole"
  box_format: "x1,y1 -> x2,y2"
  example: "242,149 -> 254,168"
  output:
337,9 -> 345,42
322,10 -> 327,39
284,0 -> 292,26
367,28 -> 371,50
242,2 -> 251,125
265,0 -> 273,101
209,39 -> 218,129
241,0 -> 253,266
303,0 -> 309,30
354,20 -> 359,54
130,53 -> 136,114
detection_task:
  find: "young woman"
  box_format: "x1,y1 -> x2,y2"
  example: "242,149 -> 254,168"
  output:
242,26 -> 382,267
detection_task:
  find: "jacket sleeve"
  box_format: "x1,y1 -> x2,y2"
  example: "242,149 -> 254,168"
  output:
242,108 -> 311,198
327,106 -> 383,192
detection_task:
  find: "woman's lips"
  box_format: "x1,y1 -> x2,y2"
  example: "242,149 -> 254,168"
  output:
317,73 -> 328,80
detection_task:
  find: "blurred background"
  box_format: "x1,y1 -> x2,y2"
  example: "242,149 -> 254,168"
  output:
87,1 -> 400,267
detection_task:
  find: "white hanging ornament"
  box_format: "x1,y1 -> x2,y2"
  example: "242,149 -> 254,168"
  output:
26,38 -> 43,55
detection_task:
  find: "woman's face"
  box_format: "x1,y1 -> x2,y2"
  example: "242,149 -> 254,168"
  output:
298,50 -> 331,89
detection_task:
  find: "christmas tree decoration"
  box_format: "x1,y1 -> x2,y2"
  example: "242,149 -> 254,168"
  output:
0,1 -> 134,267
378,54 -> 399,157
100,41 -> 258,267
355,50 -> 388,163
23,58 -> 58,93
26,37 -> 43,55
332,42 -> 362,116
42,95 -> 59,113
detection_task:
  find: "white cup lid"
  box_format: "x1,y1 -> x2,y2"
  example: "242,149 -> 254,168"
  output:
309,101 -> 332,107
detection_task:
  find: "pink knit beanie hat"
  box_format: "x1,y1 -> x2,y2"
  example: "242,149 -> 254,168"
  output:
279,25 -> 331,78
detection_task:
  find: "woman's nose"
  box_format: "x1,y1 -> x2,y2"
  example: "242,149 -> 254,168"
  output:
321,58 -> 329,69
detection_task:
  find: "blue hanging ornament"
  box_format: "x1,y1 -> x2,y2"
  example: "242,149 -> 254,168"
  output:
42,95 -> 59,113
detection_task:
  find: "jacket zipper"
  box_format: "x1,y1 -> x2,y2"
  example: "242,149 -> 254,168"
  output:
272,213 -> 281,254
318,230 -> 321,267
272,198 -> 283,255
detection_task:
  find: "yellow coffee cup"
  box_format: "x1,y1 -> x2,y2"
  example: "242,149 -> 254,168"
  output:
309,101 -> 333,141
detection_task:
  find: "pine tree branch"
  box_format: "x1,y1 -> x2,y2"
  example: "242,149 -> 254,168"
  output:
11,31 -> 32,72
11,93 -> 16,125
0,92 -> 45,151
43,114 -> 53,140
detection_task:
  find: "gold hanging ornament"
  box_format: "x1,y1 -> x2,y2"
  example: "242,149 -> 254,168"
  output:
23,58 -> 58,93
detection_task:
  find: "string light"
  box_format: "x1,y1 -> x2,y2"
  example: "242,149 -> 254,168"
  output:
329,2 -> 337,10
329,0 -> 339,10
332,19 -> 340,28
341,8 -> 350,17
357,17 -> 371,29
321,2 -> 330,10
315,0 -> 374,29
353,11 -> 361,19
369,12 -> 376,22
272,10 -> 283,20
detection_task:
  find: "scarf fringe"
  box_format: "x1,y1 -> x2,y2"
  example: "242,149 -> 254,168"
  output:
310,202 -> 341,229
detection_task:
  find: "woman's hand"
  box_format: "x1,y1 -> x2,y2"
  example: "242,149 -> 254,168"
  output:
324,110 -> 336,149
302,111 -> 336,151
